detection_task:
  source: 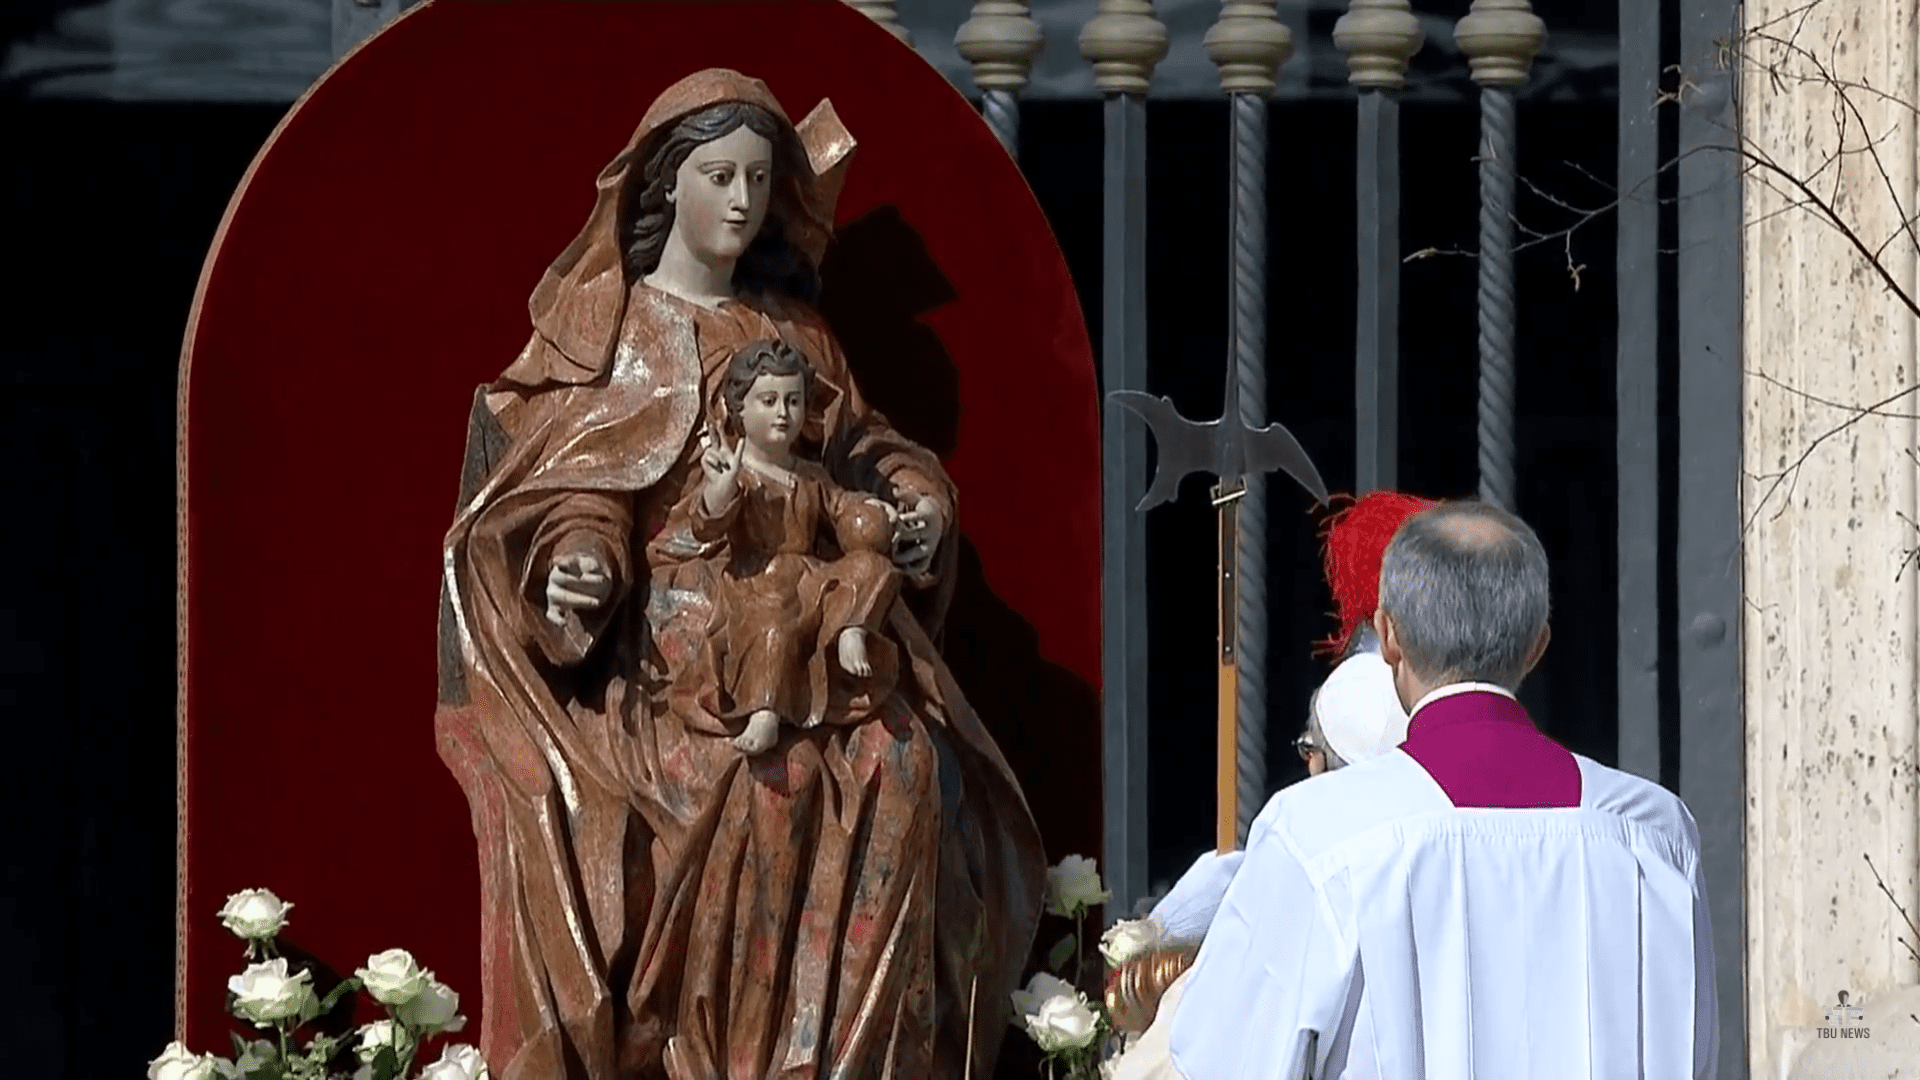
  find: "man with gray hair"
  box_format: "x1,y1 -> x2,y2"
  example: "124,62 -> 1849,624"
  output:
1159,500 -> 1718,1079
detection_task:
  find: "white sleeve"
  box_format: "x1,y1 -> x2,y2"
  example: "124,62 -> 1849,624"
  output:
1168,816 -> 1353,1080
1149,850 -> 1245,942
1688,825 -> 1720,1079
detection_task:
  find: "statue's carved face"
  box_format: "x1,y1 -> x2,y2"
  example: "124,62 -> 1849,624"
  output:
668,126 -> 774,262
737,372 -> 805,454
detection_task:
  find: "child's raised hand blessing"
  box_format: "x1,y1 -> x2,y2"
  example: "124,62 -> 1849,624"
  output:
699,427 -> 742,513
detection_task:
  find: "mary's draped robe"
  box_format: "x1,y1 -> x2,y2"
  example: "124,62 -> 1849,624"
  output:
432,69 -> 1046,1080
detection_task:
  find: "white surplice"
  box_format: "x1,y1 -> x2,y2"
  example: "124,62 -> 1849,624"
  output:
1160,749 -> 1718,1080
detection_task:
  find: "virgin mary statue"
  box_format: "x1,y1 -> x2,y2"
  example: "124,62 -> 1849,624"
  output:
434,69 -> 1048,1080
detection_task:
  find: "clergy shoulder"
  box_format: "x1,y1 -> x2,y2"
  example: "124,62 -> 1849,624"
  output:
1248,748 -> 1701,873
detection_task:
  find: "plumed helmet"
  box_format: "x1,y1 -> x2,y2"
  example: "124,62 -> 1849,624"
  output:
1314,490 -> 1438,659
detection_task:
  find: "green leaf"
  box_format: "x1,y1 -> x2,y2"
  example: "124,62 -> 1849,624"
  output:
317,976 -> 363,1014
230,1032 -> 250,1060
1046,933 -> 1076,974
232,1038 -> 279,1080
370,1044 -> 401,1080
300,1032 -> 339,1062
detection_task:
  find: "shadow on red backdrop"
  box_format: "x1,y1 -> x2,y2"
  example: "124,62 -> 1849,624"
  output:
180,0 -> 1101,1064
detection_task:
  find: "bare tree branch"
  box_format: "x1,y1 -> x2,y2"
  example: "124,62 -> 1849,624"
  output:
1407,0 -> 1920,554
1864,854 -> 1920,968
1749,370 -> 1920,421
1743,379 -> 1920,531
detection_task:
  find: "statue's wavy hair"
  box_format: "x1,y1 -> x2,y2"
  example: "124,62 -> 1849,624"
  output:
721,338 -> 817,438
620,101 -> 821,303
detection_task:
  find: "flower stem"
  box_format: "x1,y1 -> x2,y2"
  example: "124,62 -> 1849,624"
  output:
1074,913 -> 1085,990
399,1025 -> 420,1078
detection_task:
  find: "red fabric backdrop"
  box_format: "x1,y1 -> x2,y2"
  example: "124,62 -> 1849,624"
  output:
180,0 -> 1099,1053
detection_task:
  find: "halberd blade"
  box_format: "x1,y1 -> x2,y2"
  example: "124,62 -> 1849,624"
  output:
1108,390 -> 1217,511
1244,420 -> 1330,505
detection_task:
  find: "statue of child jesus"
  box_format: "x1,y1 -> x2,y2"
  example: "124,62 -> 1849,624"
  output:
689,338 -> 903,755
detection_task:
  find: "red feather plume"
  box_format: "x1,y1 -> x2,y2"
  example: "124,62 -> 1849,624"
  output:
1313,490 -> 1439,659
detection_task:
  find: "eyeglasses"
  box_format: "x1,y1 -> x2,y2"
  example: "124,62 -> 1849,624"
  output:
1293,733 -> 1321,762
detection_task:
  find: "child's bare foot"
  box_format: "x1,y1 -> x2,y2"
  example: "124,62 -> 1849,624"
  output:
733,709 -> 780,754
837,627 -> 872,677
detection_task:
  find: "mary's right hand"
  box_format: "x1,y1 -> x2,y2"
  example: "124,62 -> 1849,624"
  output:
545,552 -> 613,625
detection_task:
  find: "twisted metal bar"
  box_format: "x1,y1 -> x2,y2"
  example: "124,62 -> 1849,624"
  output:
982,89 -> 1020,156
1230,91 -> 1269,846
1475,86 -> 1518,510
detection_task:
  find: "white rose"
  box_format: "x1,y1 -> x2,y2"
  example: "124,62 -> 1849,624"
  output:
395,978 -> 467,1034
217,888 -> 292,941
1045,855 -> 1111,917
147,1041 -> 230,1080
357,948 -> 432,1005
354,1020 -> 405,1064
1010,972 -> 1101,1053
418,1043 -> 490,1080
1025,992 -> 1100,1053
227,959 -> 317,1027
1098,916 -> 1164,967
182,1058 -> 230,1080
148,1041 -> 198,1080
1009,972 -> 1078,1019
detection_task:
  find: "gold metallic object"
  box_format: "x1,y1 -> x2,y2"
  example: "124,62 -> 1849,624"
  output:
1104,945 -> 1200,1034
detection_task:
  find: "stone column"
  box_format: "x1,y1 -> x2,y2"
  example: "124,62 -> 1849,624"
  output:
845,0 -> 911,45
1079,0 -> 1168,97
333,0 -> 404,59
956,0 -> 1044,155
1742,0 -> 1920,1074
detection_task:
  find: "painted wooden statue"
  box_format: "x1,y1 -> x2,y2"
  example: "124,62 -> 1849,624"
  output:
434,68 -> 1046,1080
669,337 -> 903,754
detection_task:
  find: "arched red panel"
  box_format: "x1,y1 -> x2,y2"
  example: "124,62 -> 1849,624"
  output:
180,0 -> 1099,1052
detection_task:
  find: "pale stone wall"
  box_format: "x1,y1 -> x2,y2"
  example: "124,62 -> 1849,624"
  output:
1742,0 -> 1920,1076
